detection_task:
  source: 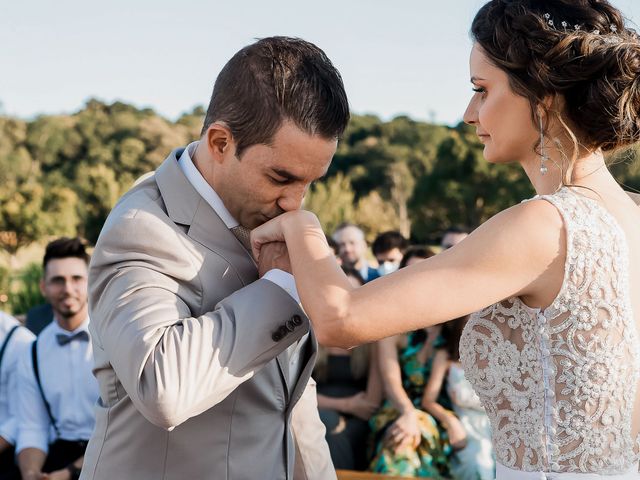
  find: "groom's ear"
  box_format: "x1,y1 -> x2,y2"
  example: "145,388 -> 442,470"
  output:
205,122 -> 236,164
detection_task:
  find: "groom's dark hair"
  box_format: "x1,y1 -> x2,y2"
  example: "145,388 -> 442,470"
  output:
201,36 -> 350,158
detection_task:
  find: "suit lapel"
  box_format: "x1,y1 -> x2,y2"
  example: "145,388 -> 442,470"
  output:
155,149 -> 258,287
187,202 -> 257,287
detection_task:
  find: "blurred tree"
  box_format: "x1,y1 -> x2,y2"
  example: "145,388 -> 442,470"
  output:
1,103 -> 637,263
74,163 -> 120,243
9,263 -> 45,316
0,183 -> 50,260
304,173 -> 356,235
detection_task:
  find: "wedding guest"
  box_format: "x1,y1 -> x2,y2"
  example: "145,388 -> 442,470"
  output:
315,266 -> 383,470
440,227 -> 469,251
326,235 -> 342,266
372,231 -> 409,276
0,311 -> 34,480
16,238 -> 98,480
399,247 -> 436,269
423,316 -> 495,480
333,224 -> 380,282
368,247 -> 452,478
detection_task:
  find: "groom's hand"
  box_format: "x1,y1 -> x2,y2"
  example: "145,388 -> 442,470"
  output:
258,242 -> 291,277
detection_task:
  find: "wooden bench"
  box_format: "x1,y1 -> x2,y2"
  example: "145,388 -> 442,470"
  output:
336,470 -> 414,479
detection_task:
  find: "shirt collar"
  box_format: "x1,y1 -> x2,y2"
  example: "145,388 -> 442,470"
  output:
52,316 -> 90,335
178,141 -> 239,229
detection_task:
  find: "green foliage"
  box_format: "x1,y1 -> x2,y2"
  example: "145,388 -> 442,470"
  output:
8,263 -> 45,316
0,265 -> 9,313
0,99 -> 201,251
304,173 -> 356,234
0,100 -> 638,256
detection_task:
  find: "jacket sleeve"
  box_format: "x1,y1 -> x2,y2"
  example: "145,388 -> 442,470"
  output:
89,214 -> 309,430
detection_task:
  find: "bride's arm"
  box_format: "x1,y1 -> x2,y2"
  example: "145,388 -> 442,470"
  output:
253,198 -> 565,348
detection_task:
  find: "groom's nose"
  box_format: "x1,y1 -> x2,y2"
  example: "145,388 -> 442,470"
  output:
277,184 -> 307,212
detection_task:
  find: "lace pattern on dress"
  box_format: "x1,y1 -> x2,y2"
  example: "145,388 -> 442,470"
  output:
459,187 -> 640,474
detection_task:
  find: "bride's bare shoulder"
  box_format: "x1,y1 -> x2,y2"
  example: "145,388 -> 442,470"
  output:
471,197 -> 565,251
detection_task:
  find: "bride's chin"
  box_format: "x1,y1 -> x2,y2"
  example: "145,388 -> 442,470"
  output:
483,149 -> 512,165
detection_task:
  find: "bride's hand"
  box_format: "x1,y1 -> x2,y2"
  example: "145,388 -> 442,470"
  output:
250,210 -> 320,262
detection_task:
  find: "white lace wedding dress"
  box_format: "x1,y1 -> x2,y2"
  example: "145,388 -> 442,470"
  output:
460,187 -> 640,479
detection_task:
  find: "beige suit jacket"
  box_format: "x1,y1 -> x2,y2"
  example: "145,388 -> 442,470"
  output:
80,148 -> 335,480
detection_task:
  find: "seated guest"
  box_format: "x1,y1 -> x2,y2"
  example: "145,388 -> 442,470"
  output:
371,231 -> 409,276
315,266 -> 382,470
422,317 -> 495,480
332,223 -> 379,282
326,235 -> 342,266
398,246 -> 435,269
0,311 -> 35,480
369,246 -> 456,478
16,238 -> 99,480
440,226 -> 470,251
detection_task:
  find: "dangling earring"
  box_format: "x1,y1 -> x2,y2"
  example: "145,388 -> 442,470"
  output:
539,115 -> 548,175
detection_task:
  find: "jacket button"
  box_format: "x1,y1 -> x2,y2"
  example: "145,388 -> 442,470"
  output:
292,315 -> 302,326
285,320 -> 296,332
272,331 -> 282,342
278,325 -> 288,337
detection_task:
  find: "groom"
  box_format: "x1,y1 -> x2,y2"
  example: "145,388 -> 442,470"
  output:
81,37 -> 349,480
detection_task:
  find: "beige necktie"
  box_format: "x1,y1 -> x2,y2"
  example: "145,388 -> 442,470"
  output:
230,225 -> 252,252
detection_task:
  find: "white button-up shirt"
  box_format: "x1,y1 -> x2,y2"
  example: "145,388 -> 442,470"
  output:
178,141 -> 308,383
16,317 -> 98,453
0,312 -> 34,446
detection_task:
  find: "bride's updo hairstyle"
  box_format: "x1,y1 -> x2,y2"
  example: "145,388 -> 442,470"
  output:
471,0 -> 640,153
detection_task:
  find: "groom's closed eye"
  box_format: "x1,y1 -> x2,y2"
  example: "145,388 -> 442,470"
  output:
269,168 -> 302,185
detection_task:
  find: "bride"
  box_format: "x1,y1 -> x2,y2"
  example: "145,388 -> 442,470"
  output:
251,0 -> 640,478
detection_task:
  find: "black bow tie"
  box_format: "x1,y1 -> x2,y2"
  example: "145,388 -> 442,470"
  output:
56,331 -> 90,346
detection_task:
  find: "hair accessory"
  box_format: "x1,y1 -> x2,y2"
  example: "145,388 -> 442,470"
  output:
542,13 -> 619,35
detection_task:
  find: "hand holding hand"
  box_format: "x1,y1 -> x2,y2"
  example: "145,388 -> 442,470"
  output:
23,472 -> 50,480
386,409 -> 422,452
257,242 -> 291,276
343,392 -> 379,420
45,468 -> 71,480
250,210 -> 320,262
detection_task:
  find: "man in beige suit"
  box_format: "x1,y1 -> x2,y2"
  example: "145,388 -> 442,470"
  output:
80,37 -> 350,480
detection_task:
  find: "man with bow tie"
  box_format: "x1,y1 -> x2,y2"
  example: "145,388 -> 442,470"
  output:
16,237 -> 98,480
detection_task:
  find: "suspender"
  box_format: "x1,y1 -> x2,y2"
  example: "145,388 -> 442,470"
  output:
31,338 -> 61,438
0,325 -> 19,375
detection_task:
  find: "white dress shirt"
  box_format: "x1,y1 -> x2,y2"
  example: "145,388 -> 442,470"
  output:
16,317 -> 99,454
178,142 -> 308,383
0,312 -> 34,446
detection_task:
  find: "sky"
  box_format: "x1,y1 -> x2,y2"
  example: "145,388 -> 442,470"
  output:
2,0 -> 639,126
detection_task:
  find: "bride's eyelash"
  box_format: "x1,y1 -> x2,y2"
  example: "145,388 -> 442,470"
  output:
472,87 -> 486,93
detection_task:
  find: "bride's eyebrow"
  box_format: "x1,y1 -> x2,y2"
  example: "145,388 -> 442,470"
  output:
470,76 -> 486,83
